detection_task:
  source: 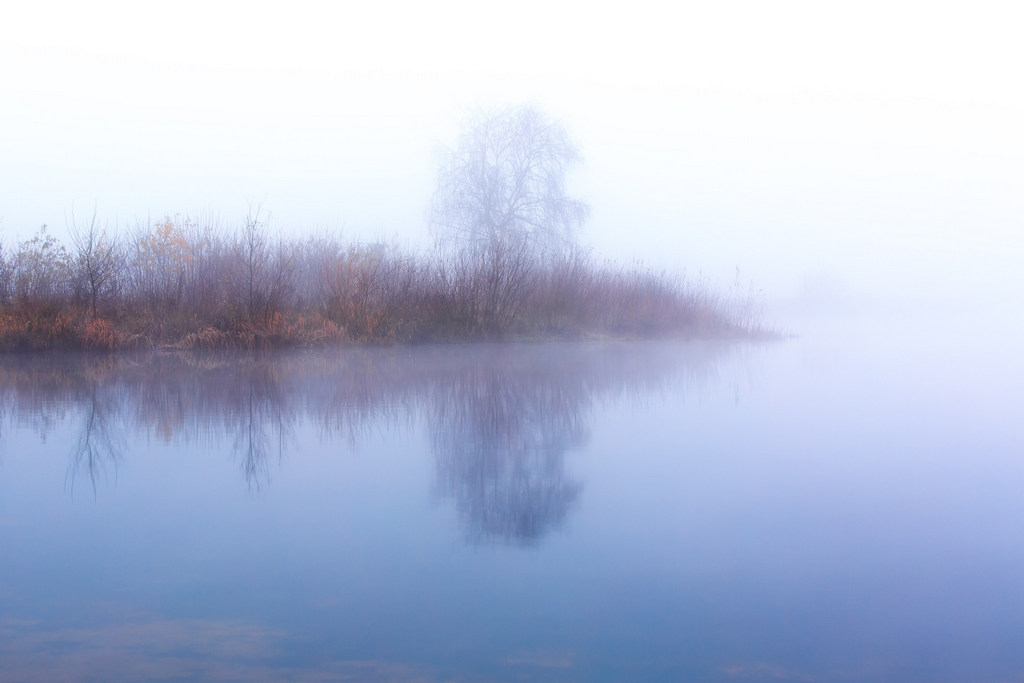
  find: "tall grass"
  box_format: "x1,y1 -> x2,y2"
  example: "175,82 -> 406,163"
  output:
0,213 -> 756,351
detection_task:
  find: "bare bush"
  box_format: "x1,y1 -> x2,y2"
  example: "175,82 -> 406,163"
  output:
322,241 -> 423,341
178,216 -> 231,318
0,240 -> 11,308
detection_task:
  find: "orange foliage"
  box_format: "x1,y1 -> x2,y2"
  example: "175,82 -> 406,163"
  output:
142,217 -> 192,266
82,317 -> 124,351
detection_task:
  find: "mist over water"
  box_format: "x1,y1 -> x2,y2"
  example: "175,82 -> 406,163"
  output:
2,312 -> 1023,680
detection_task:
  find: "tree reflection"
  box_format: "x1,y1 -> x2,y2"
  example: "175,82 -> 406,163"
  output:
66,382 -> 124,498
0,341 -> 734,542
231,363 -> 293,492
430,353 -> 587,545
126,352 -> 296,492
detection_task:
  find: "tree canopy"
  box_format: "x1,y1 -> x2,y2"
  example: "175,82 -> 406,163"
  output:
429,105 -> 588,258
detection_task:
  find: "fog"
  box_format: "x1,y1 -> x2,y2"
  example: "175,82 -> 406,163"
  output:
2,2 -> 1022,311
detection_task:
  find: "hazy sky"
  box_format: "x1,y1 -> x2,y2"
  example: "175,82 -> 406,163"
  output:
2,1 -> 1021,304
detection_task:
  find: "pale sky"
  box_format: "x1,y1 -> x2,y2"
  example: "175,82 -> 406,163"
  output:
2,1 -> 1022,305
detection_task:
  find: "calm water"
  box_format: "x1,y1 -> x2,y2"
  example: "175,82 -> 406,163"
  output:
1,313 -> 1022,681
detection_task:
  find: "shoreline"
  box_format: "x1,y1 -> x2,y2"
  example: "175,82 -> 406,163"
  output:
0,309 -> 765,354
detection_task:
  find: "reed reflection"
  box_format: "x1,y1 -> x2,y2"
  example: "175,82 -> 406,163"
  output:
0,342 -> 734,542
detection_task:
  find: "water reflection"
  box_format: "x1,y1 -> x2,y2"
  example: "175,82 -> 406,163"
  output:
67,381 -> 125,497
227,364 -> 295,491
430,352 -> 588,545
0,342 -> 733,542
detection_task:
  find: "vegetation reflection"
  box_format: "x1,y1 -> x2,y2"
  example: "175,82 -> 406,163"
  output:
430,351 -> 587,545
0,342 -> 733,542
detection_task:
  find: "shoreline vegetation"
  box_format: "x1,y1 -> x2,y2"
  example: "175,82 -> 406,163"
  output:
1,108 -> 769,352
0,215 -> 760,353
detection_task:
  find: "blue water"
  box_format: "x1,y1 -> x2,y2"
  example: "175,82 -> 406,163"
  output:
1,313 -> 1022,681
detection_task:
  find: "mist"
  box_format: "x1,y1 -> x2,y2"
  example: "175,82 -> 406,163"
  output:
6,6 -> 1024,677
3,2 -> 1021,317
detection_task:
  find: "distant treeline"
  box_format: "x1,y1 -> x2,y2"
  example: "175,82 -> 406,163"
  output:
0,212 -> 752,351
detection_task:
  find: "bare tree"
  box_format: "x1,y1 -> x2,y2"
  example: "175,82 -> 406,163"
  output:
429,106 -> 587,335
68,208 -> 122,317
429,105 -> 589,259
239,205 -> 269,321
234,204 -> 295,322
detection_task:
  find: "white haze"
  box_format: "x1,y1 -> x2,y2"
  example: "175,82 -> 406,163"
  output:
2,1 -> 1022,311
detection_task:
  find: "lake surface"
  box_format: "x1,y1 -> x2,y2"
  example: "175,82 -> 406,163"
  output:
1,312 -> 1022,681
